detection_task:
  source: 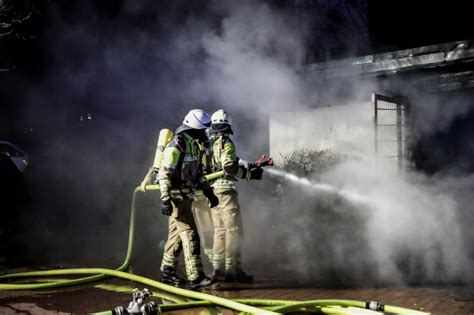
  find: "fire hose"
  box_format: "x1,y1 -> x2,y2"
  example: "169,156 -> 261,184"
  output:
0,169 -> 225,290
0,170 -> 277,315
0,165 -> 431,314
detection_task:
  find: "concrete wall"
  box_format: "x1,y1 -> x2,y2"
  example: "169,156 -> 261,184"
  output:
269,102 -> 376,163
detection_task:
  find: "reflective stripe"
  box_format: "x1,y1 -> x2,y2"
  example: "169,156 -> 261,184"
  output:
183,132 -> 201,157
183,156 -> 199,162
180,231 -> 202,281
225,257 -> 237,271
212,181 -> 236,189
161,253 -> 178,270
203,248 -> 214,262
213,253 -> 225,270
211,136 -> 238,188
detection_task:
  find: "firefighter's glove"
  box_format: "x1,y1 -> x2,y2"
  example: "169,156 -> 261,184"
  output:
203,188 -> 219,208
241,167 -> 263,180
161,199 -> 173,216
250,168 -> 263,180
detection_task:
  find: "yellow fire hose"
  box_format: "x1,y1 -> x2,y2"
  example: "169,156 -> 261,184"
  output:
0,170 -> 224,291
0,169 -> 430,314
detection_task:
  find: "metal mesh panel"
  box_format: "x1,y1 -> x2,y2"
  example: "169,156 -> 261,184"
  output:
373,94 -> 406,171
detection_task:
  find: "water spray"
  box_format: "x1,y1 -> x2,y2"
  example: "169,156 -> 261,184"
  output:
266,168 -> 371,206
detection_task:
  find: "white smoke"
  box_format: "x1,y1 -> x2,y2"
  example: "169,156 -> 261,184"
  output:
321,159 -> 472,283
199,2 -> 305,113
18,0 -> 474,285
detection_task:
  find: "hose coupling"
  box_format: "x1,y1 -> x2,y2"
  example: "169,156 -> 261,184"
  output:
365,300 -> 385,311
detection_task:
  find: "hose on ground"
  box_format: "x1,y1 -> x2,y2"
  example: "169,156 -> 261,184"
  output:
0,169 -> 430,314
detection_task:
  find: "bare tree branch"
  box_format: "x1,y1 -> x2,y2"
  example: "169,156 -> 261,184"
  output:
343,0 -> 365,39
0,0 -> 36,40
0,0 -> 40,72
0,28 -> 12,37
349,0 -> 369,26
0,65 -> 15,72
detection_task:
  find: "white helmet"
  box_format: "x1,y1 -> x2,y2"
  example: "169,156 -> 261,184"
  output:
183,109 -> 211,129
211,109 -> 232,126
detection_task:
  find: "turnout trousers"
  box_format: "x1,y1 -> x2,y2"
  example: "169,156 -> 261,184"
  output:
210,188 -> 243,273
160,198 -> 204,281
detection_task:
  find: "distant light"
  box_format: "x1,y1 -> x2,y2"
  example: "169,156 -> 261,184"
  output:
87,113 -> 92,120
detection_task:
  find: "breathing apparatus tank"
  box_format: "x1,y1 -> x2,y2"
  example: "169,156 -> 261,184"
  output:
139,128 -> 175,192
152,128 -> 174,170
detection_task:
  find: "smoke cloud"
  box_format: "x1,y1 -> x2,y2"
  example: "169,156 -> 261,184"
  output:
13,0 -> 474,286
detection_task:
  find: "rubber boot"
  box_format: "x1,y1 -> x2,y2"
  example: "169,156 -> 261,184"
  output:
225,268 -> 254,283
188,273 -> 213,290
160,267 -> 186,286
211,269 -> 225,282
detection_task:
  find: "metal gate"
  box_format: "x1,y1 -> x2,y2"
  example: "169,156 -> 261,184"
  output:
373,93 -> 407,171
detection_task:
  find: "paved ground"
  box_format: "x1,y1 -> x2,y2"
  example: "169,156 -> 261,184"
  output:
1,271 -> 473,315
1,234 -> 473,315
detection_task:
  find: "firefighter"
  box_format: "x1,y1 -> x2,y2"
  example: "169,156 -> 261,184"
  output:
208,109 -> 263,283
157,109 -> 219,289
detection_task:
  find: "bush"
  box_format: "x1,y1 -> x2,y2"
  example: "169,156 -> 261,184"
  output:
279,149 -> 347,177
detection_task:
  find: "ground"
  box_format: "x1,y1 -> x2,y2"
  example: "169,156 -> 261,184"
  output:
1,270 -> 473,314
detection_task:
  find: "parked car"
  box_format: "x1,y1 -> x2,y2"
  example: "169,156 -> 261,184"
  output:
0,140 -> 29,173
